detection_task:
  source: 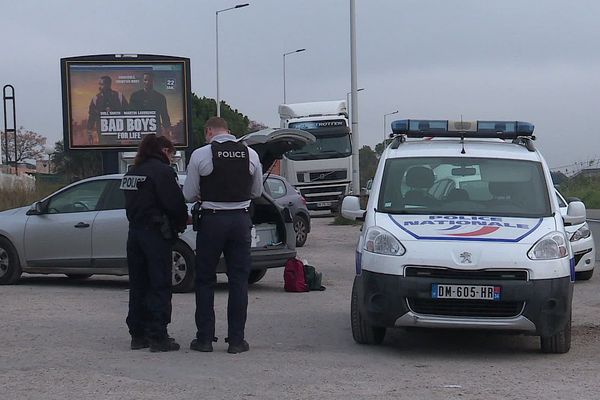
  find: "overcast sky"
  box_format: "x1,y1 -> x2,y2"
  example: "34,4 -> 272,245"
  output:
1,0 -> 600,171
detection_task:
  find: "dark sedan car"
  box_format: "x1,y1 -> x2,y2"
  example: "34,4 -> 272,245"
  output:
264,174 -> 311,247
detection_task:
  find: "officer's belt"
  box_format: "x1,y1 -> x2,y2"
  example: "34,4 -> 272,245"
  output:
200,208 -> 248,215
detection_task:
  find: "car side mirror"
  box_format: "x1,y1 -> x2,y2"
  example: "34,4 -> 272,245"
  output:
563,201 -> 586,225
26,201 -> 45,216
341,196 -> 365,221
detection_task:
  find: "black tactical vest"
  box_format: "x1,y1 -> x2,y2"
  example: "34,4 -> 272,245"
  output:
200,140 -> 252,202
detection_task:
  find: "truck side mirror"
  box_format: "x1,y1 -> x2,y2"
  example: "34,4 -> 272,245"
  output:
563,201 -> 586,225
341,196 -> 365,221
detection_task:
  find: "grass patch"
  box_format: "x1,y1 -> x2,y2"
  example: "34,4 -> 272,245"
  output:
560,176 -> 600,209
0,182 -> 65,212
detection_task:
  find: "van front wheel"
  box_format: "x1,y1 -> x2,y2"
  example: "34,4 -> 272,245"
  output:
540,312 -> 571,354
351,276 -> 385,345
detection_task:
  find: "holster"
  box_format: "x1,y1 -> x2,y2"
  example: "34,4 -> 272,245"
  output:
191,202 -> 202,231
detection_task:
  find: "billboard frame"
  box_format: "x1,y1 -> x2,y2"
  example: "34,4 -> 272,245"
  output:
61,54 -> 192,151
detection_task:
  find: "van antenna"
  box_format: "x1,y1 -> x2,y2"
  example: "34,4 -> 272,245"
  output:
460,115 -> 466,154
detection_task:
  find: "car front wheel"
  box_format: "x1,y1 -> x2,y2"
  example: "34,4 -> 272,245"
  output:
351,276 -> 386,345
172,241 -> 195,293
0,237 -> 22,285
540,311 -> 571,354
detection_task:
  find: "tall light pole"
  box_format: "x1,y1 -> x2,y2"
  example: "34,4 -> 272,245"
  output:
350,0 -> 360,194
283,48 -> 306,104
346,87 -> 364,129
383,110 -> 398,142
215,3 -> 249,117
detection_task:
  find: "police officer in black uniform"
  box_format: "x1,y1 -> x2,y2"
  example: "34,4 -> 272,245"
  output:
121,134 -> 188,352
183,117 -> 263,354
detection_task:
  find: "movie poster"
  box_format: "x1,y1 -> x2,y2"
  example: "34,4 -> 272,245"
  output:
64,59 -> 189,149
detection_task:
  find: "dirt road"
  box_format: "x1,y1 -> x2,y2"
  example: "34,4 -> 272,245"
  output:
1,218 -> 599,399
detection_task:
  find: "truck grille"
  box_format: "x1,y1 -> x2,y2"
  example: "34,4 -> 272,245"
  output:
405,266 -> 528,281
296,170 -> 347,183
407,298 -> 524,318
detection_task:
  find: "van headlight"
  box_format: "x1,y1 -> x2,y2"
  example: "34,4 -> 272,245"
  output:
528,231 -> 569,260
364,226 -> 406,256
570,223 -> 591,242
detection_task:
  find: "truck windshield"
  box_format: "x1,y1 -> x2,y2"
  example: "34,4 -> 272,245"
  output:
377,157 -> 551,218
286,132 -> 351,161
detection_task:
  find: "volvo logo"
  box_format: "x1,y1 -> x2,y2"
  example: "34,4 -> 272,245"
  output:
459,252 -> 472,264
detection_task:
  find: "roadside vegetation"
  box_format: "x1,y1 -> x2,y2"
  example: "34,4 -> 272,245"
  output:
0,182 -> 64,212
560,175 -> 600,209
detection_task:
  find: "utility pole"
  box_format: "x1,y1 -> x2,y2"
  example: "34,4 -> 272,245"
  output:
350,0 -> 360,194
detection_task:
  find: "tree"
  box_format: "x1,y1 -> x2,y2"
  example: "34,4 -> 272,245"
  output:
359,145 -> 380,190
1,127 -> 47,165
51,140 -> 102,181
186,94 -> 253,163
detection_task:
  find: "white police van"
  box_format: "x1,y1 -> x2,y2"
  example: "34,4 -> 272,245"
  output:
342,119 -> 588,353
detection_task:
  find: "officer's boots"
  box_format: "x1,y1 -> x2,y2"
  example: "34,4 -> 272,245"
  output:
149,337 -> 181,352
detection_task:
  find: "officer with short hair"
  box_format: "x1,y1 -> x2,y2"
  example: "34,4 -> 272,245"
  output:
122,134 -> 188,352
183,117 -> 263,354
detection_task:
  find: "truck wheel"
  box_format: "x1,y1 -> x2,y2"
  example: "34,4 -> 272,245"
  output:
0,237 -> 22,285
294,216 -> 308,247
248,269 -> 267,284
576,269 -> 594,281
540,312 -> 571,354
171,242 -> 195,293
351,276 -> 385,345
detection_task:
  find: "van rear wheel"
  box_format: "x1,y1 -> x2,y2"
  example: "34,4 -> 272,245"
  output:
540,312 -> 571,354
351,276 -> 385,345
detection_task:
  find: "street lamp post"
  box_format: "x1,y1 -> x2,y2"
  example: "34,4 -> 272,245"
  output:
346,87 -> 364,127
283,48 -> 306,104
383,110 -> 399,142
215,3 -> 249,117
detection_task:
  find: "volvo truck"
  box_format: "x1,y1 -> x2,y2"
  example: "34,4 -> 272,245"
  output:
278,100 -> 352,212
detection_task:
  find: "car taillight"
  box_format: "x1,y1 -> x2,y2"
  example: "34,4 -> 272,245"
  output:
301,196 -> 307,206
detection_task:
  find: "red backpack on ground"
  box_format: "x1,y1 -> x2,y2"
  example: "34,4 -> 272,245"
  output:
284,258 -> 308,292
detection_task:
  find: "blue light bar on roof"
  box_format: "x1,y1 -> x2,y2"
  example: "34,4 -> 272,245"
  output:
391,119 -> 535,139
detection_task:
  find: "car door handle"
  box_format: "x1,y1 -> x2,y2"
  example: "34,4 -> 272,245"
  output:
74,222 -> 90,228
288,202 -> 293,206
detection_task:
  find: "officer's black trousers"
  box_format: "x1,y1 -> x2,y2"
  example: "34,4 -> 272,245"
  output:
126,228 -> 172,340
194,211 -> 252,345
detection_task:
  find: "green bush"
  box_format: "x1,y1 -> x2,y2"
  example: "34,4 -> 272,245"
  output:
560,176 -> 600,209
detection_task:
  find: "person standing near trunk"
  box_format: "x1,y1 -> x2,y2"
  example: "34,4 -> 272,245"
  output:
183,117 -> 263,354
121,134 -> 188,352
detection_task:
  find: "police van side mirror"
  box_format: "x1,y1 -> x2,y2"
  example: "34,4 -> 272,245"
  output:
341,196 -> 365,221
564,201 -> 586,225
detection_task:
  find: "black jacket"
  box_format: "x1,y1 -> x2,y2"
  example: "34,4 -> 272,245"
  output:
122,156 -> 188,231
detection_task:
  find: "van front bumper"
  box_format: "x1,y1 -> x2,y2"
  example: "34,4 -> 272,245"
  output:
356,270 -> 573,337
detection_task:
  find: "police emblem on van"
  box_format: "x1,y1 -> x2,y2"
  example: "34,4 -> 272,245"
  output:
120,175 -> 146,190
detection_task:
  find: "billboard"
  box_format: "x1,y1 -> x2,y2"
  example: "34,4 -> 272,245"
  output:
61,54 -> 191,150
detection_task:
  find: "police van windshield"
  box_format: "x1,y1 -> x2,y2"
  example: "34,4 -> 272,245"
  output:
377,157 -> 551,218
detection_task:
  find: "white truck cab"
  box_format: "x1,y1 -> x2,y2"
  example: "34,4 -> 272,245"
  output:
342,119 -> 587,353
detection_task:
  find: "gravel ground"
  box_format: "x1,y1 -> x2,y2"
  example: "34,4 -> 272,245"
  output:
1,217 -> 599,399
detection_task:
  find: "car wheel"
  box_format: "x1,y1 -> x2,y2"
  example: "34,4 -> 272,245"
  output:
351,276 -> 385,345
65,274 -> 93,279
576,269 -> 594,281
172,241 -> 195,293
248,269 -> 267,284
540,311 -> 571,354
0,237 -> 22,285
293,216 -> 308,247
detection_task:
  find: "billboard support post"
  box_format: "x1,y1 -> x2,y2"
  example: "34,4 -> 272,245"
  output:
3,85 -> 17,175
102,151 -> 119,174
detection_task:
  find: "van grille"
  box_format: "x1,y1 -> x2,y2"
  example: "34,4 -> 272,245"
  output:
407,298 -> 524,318
404,267 -> 528,281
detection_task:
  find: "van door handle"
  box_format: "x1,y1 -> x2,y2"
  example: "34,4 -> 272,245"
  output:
74,222 -> 90,228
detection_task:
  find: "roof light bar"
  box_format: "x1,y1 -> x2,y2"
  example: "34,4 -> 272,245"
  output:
391,119 -> 535,139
